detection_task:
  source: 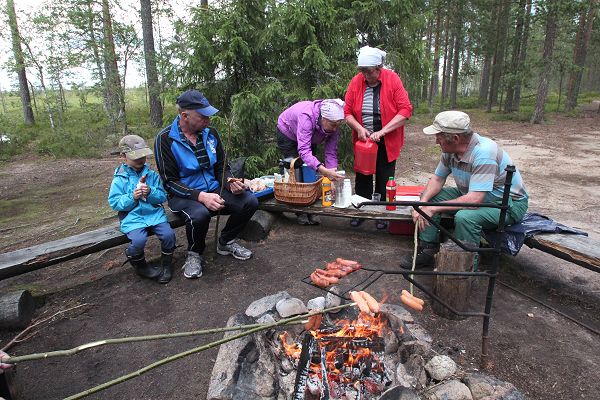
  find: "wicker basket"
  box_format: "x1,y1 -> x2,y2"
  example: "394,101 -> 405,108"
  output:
274,158 -> 323,206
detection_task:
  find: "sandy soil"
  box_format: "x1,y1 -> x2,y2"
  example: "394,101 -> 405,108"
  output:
0,110 -> 599,399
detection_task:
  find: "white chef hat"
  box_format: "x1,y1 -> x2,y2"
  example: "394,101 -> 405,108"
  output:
357,46 -> 386,67
320,99 -> 345,121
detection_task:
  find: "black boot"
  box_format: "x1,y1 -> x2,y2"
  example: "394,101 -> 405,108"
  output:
157,251 -> 174,284
399,242 -> 439,269
127,252 -> 162,279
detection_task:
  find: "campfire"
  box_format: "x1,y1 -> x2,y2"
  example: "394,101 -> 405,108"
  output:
207,291 -> 525,400
278,312 -> 394,398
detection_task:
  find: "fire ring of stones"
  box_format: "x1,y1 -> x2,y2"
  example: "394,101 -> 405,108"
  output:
208,291 -> 524,400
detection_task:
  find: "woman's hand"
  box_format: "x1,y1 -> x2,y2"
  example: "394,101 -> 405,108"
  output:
321,167 -> 345,181
370,130 -> 385,142
357,126 -> 371,141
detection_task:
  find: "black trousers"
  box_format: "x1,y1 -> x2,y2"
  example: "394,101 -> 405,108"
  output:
276,130 -> 317,167
168,189 -> 258,254
355,136 -> 396,199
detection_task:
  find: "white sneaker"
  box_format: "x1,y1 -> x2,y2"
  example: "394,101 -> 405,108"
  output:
217,240 -> 252,260
182,251 -> 204,278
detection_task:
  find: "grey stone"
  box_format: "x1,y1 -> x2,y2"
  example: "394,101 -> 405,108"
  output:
405,323 -> 433,344
399,340 -> 432,363
207,314 -> 256,399
246,291 -> 290,318
257,313 -> 277,325
306,296 -> 325,311
383,324 -> 400,354
405,354 -> 427,388
463,373 -> 525,400
380,303 -> 415,324
396,362 -> 419,389
425,355 -> 457,381
396,354 -> 427,390
325,286 -> 345,312
380,385 -> 422,400
423,380 -> 473,400
275,297 -> 308,318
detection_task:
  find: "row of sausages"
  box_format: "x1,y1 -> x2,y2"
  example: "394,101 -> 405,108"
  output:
309,258 -> 362,287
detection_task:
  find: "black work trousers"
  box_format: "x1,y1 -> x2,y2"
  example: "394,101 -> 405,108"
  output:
168,189 -> 258,255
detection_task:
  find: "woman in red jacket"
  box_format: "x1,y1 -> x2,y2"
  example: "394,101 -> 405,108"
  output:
344,46 -> 412,228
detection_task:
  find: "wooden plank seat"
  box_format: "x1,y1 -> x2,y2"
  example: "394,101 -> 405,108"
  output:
1,197 -> 599,281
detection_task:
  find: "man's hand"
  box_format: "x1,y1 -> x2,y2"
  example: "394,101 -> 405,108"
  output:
412,206 -> 436,231
198,192 -> 225,211
229,180 -> 246,195
0,351 -> 12,371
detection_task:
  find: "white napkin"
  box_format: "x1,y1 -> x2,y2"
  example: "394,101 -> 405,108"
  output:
350,194 -> 371,208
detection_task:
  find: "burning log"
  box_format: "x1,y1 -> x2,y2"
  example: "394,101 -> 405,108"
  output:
293,334 -> 315,400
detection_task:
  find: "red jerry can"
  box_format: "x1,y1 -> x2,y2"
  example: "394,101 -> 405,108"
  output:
353,140 -> 377,175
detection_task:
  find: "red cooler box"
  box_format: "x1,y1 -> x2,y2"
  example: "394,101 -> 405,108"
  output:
388,186 -> 425,235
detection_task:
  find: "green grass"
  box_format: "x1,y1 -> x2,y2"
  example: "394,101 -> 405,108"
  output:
1,87 -> 598,164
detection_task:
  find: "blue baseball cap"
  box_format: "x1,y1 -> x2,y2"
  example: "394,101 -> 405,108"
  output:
176,89 -> 219,116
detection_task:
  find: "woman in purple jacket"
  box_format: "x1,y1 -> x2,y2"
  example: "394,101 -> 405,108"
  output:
277,99 -> 346,224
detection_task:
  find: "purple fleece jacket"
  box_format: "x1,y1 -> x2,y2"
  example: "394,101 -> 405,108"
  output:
276,100 -> 339,170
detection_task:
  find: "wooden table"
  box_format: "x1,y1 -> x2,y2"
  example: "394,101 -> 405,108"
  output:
257,198 -> 414,221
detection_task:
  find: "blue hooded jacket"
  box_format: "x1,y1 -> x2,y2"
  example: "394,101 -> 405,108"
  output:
108,164 -> 169,233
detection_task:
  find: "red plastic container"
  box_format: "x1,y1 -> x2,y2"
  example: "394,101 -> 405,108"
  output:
388,185 -> 425,235
353,140 -> 377,175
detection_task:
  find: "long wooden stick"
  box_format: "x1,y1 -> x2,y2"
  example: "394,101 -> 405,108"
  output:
4,320 -> 303,364
64,303 -> 354,400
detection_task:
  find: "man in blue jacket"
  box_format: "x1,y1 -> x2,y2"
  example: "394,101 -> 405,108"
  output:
155,90 -> 258,279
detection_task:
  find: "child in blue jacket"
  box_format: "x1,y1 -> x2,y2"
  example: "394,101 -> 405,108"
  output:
108,135 -> 176,283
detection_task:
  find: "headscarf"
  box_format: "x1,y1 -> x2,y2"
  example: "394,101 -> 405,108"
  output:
320,99 -> 345,121
357,46 -> 386,67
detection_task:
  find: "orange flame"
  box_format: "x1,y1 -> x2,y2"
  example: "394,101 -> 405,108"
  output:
279,312 -> 389,381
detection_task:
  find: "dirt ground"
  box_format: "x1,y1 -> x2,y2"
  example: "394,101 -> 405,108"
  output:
1,110 -> 599,399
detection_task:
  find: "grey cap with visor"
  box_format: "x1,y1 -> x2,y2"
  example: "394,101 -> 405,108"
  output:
423,111 -> 471,135
119,135 -> 153,160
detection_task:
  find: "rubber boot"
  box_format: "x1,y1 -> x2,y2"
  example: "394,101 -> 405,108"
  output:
157,251 -> 174,284
127,252 -> 162,279
399,241 -> 440,269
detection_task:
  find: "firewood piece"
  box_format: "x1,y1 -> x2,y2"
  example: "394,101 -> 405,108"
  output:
432,242 -> 475,320
0,290 -> 35,329
240,210 -> 278,241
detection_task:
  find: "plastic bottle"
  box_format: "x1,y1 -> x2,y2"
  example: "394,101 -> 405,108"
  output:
342,179 -> 352,208
386,176 -> 397,210
322,177 -> 333,206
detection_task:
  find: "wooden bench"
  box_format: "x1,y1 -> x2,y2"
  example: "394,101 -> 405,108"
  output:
1,198 -> 599,280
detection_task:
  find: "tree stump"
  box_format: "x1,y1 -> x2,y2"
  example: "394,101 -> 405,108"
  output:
432,242 -> 475,320
0,290 -> 35,329
240,210 -> 278,241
